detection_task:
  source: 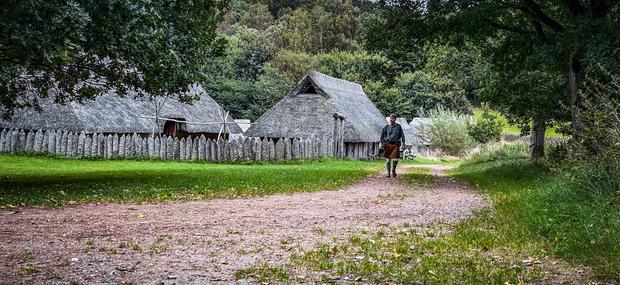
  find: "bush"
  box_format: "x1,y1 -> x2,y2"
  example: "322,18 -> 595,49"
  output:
468,105 -> 503,143
420,106 -> 476,156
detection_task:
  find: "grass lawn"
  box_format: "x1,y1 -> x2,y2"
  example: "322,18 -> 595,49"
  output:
0,155 -> 380,207
472,108 -> 566,138
452,158 -> 620,281
237,152 -> 619,284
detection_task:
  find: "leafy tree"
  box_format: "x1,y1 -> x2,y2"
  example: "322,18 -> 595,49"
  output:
282,9 -> 313,53
468,105 -> 503,144
395,72 -> 472,118
269,50 -> 313,82
239,3 -> 273,30
227,26 -> 278,80
364,0 -> 620,158
1,0 -> 228,118
206,78 -> 253,120
246,66 -> 295,120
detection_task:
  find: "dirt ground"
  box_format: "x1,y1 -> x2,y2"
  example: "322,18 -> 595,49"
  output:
0,165 -> 489,284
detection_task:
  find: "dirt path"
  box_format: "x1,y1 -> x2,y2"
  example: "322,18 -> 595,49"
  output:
0,165 -> 488,284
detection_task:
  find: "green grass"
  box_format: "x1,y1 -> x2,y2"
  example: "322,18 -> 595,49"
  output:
400,157 -> 459,165
452,159 -> 620,281
0,155 -> 379,207
286,226 -> 541,284
472,108 -> 566,138
237,150 -> 618,283
398,167 -> 436,185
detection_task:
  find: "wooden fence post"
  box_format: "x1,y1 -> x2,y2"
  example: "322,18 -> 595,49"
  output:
84,134 -> 92,157
166,136 -> 173,160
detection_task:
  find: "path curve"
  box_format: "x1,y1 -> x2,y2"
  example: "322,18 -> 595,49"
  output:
0,164 -> 488,284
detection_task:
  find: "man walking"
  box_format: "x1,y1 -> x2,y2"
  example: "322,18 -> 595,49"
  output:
380,114 -> 405,177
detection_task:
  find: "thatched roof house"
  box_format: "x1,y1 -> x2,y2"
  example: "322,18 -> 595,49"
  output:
244,71 -> 386,159
409,117 -> 432,146
0,85 -> 242,138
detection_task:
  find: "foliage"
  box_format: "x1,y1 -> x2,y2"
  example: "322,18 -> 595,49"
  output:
363,0 -> 620,158
453,155 -> 620,280
395,72 -> 472,118
0,155 -> 379,207
570,148 -> 620,207
420,107 -> 476,156
0,0 -> 228,117
572,71 -> 620,157
467,105 -> 503,144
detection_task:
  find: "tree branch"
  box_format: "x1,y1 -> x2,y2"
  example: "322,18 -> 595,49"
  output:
484,19 -> 534,35
521,0 -> 565,32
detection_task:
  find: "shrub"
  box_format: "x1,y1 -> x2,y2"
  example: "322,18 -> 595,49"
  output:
419,106 -> 476,156
468,105 -> 503,143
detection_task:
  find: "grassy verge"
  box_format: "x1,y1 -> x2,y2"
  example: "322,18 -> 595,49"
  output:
0,155 -> 380,207
399,157 -> 460,165
236,147 -> 618,283
452,158 -> 620,281
236,167 -> 549,284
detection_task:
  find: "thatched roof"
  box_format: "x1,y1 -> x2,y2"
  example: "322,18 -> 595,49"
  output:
0,85 -> 242,134
409,117 -> 433,145
244,71 -> 386,142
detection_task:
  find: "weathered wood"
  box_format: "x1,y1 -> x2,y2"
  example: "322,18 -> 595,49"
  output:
18,130 -> 26,152
119,134 -> 126,157
184,137 -> 190,160
111,134 -> 119,157
6,130 -> 14,153
0,130 -> 7,152
61,131 -> 70,156
121,135 -> 128,157
104,134 -> 111,158
147,137 -> 154,158
179,138 -> 186,160
191,138 -> 198,161
84,134 -> 92,157
216,139 -> 224,162
8,130 -> 16,153
203,138 -> 211,162
274,139 -> 282,160
225,140 -> 233,162
198,136 -> 205,160
208,139 -> 216,162
77,132 -> 85,157
172,137 -> 179,160
41,130 -> 49,152
33,130 -> 42,151
153,137 -> 160,158
159,135 -> 167,159
166,136 -> 174,160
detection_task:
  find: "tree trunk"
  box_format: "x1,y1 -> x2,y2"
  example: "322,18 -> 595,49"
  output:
531,113 -> 546,159
569,52 -> 581,139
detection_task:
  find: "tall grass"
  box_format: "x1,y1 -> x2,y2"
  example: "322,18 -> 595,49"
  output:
465,142 -> 530,164
452,145 -> 620,281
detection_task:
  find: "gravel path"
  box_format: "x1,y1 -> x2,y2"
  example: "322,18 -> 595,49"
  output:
0,165 -> 488,284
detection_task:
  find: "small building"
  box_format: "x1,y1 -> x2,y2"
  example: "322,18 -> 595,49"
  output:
0,85 -> 242,139
244,71 -> 386,159
409,117 -> 433,155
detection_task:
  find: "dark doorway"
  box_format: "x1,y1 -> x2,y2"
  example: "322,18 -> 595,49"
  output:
163,118 -> 186,137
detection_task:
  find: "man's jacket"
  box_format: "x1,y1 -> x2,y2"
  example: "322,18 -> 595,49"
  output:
381,123 -> 405,145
